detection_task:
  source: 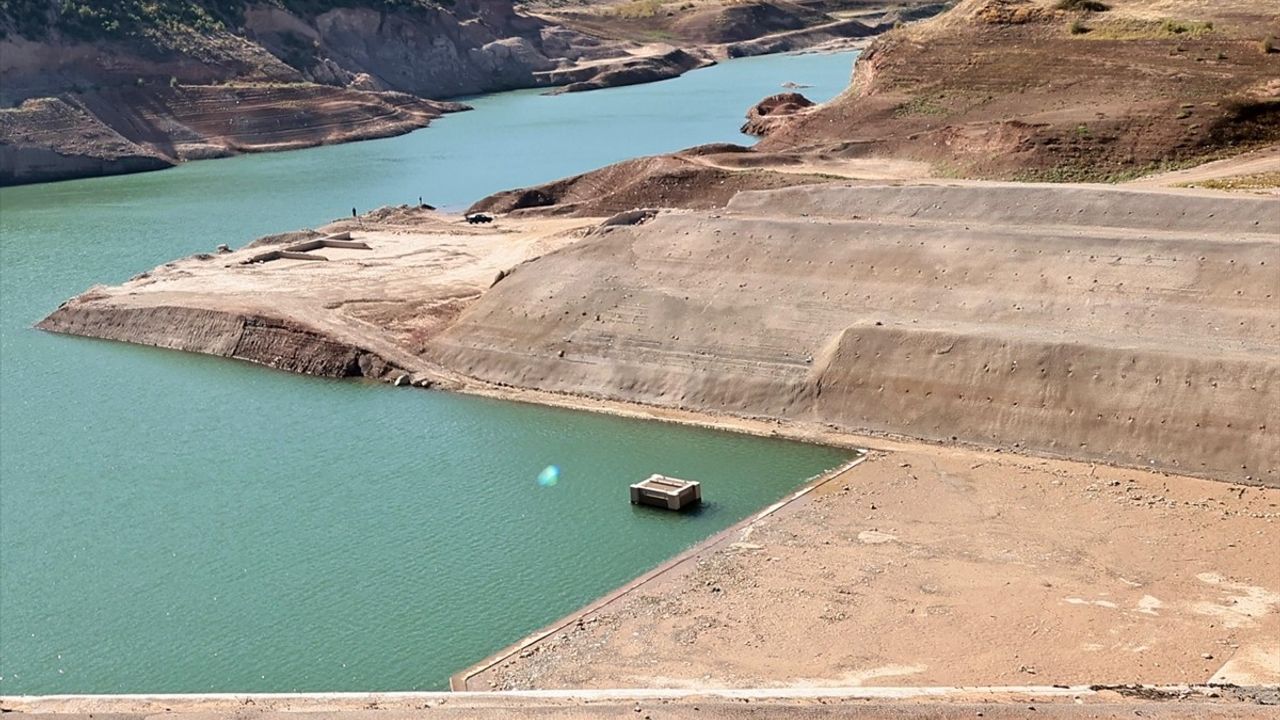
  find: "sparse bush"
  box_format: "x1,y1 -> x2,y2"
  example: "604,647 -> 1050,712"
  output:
613,0 -> 664,19
1161,19 -> 1212,36
1069,17 -> 1088,35
1264,36 -> 1278,54
1055,0 -> 1109,11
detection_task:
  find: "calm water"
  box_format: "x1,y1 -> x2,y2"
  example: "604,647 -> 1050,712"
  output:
0,52 -> 856,694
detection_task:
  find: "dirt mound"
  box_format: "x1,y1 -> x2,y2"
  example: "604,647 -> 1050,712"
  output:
759,0 -> 1280,181
670,0 -> 823,44
433,184 -> 1279,486
741,91 -> 815,135
467,152 -> 832,216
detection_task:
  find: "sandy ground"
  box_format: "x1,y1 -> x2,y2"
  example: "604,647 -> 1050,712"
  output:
463,438 -> 1280,691
1128,147 -> 1280,194
41,208 -> 602,383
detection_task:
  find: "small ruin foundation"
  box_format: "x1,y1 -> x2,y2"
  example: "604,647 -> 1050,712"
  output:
630,474 -> 701,511
244,233 -> 372,264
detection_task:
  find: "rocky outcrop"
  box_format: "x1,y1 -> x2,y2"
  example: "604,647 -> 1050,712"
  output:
467,150 -> 830,216
740,92 -> 814,136
0,97 -> 173,185
0,86 -> 462,184
539,47 -> 712,94
432,184 -> 1280,486
38,301 -> 404,379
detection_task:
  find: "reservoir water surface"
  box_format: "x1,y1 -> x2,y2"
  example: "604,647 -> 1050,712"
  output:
0,51 -> 857,693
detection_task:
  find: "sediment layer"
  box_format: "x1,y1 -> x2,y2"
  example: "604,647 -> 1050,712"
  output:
0,88 -> 461,185
38,302 -> 402,379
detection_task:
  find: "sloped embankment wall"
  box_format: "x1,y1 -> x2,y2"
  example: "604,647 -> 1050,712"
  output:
429,185 -> 1279,486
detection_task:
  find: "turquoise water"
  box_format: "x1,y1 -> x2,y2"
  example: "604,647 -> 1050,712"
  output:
0,52 -> 856,694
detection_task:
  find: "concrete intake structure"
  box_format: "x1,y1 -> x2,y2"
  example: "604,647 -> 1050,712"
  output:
630,475 -> 702,510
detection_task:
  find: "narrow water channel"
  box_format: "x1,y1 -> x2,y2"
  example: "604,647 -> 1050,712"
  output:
0,51 -> 857,694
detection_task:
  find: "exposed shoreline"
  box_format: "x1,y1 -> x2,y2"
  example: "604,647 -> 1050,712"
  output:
37,178 -> 1280,487
449,453 -> 870,690
0,0 -> 927,187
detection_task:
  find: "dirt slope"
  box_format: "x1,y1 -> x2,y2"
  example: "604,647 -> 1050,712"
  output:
468,146 -> 838,215
431,184 -> 1278,486
758,0 -> 1280,181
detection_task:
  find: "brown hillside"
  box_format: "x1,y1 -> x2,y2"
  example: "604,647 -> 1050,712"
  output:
760,0 -> 1280,181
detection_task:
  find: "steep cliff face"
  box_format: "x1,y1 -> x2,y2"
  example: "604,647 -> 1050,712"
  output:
430,184 -> 1280,486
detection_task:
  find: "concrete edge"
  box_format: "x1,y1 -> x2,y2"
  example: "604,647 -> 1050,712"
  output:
6,684 -> 1276,714
448,451 -> 870,691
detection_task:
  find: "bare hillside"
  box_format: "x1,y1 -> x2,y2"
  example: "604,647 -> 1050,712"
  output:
758,0 -> 1280,181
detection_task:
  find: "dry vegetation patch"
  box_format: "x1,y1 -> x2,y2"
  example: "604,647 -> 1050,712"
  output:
1068,16 -> 1216,40
1179,170 -> 1280,191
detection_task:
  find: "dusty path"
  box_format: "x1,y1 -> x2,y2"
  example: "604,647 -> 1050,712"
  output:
1128,147 -> 1280,193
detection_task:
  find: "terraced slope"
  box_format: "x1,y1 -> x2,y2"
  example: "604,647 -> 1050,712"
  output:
428,184 -> 1279,485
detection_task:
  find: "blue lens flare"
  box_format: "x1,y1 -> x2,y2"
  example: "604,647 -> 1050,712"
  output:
536,465 -> 561,487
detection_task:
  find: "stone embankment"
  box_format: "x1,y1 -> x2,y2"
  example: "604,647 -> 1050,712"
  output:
430,184 -> 1279,486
